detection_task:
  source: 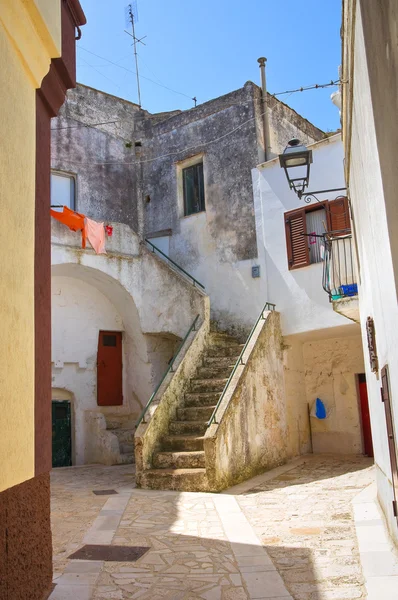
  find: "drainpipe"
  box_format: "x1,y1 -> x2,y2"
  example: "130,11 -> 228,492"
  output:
257,57 -> 271,161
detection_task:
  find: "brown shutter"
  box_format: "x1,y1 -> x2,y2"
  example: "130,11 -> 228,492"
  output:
285,208 -> 310,270
328,197 -> 351,233
381,365 -> 398,525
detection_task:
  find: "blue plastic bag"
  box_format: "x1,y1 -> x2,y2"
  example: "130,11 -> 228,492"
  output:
315,398 -> 327,419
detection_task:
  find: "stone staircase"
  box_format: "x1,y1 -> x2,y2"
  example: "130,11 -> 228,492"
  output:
105,414 -> 135,464
139,331 -> 243,490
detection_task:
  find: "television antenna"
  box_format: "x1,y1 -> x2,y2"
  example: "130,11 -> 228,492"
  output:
124,2 -> 146,107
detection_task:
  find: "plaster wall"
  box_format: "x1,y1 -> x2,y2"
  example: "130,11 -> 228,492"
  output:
0,0 -> 62,492
284,331 -> 365,457
343,0 -> 398,544
252,135 -> 351,337
51,83 -> 323,335
51,276 -> 130,464
51,220 -> 207,463
303,334 -> 364,454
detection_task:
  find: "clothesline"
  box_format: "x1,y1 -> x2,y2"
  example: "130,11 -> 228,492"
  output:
50,205 -> 111,254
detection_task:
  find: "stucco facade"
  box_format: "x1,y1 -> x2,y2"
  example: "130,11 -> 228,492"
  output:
251,134 -> 366,457
51,219 -> 207,466
0,1 -> 85,597
51,81 -> 324,335
342,0 -> 398,545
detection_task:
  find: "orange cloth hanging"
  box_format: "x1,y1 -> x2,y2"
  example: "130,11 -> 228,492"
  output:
50,206 -> 86,248
85,217 -> 106,254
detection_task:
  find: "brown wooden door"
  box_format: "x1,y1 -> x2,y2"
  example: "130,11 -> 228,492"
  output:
97,331 -> 123,406
358,374 -> 374,457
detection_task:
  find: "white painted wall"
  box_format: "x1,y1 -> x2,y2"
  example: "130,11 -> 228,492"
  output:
51,220 -> 208,465
169,212 -> 268,338
346,2 -> 398,545
252,134 -> 352,336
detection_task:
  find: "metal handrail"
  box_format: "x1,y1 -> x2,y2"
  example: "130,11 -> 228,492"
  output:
145,239 -> 205,289
322,229 -> 357,300
136,314 -> 200,427
207,302 -> 276,426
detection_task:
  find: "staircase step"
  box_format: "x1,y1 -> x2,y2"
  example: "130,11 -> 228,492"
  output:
177,405 -> 215,421
153,451 -> 205,469
208,333 -> 241,347
207,345 -> 244,357
140,468 -> 208,492
111,428 -> 134,443
190,378 -> 228,393
197,365 -> 232,379
184,392 -> 221,407
203,356 -> 237,368
162,435 -> 205,451
169,420 -> 208,435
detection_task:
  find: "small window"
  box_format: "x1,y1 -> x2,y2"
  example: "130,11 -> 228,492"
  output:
103,335 -> 117,347
284,198 -> 350,270
51,172 -> 75,211
183,163 -> 205,216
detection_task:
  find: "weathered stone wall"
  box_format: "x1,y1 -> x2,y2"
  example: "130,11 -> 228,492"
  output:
204,311 -> 287,491
135,302 -> 210,485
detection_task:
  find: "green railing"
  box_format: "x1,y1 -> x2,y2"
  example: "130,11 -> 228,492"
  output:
145,239 -> 205,290
207,301 -> 276,426
136,314 -> 200,427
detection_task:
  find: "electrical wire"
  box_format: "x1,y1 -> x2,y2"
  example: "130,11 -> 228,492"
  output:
78,46 -> 196,102
52,103 -> 334,167
273,80 -> 340,97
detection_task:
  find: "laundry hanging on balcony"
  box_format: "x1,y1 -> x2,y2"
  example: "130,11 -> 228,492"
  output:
50,206 -> 106,254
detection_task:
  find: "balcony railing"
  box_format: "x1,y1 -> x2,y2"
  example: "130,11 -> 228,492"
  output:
322,229 -> 358,300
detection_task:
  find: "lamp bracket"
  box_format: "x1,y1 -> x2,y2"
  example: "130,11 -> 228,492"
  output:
298,187 -> 347,204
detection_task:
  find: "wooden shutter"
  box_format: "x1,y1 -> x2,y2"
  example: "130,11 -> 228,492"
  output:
285,208 -> 310,270
327,197 -> 351,233
381,365 -> 398,525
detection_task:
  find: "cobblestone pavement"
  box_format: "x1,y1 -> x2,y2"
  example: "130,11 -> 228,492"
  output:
50,456 -> 374,600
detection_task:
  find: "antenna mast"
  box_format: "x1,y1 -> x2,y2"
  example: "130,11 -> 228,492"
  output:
125,2 -> 143,107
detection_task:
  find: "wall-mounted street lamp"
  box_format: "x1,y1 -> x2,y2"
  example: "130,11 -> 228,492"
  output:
279,138 -> 346,203
279,139 -> 312,197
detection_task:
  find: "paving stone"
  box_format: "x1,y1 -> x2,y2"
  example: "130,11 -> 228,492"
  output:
51,456 -> 375,600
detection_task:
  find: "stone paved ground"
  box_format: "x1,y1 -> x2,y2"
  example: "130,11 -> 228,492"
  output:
234,455 -> 374,600
50,456 -> 374,600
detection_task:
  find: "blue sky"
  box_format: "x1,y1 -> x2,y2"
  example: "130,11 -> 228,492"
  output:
77,1 -> 342,132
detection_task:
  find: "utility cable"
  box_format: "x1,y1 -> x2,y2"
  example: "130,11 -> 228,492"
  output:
78,46 -> 196,102
51,104 -> 339,167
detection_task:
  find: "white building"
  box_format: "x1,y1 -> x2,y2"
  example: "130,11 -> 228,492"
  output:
252,134 -> 368,458
342,0 -> 398,545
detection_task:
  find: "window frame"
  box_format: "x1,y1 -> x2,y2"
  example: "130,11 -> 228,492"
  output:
51,170 -> 76,211
182,161 -> 205,217
284,198 -> 350,271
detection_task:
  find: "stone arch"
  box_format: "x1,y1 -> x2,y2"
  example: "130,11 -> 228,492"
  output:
51,262 -> 155,464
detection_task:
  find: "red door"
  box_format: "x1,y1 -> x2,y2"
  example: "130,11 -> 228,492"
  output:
358,374 -> 374,457
97,331 -> 123,406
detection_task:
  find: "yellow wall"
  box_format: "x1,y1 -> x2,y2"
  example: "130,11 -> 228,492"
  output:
0,0 -> 61,492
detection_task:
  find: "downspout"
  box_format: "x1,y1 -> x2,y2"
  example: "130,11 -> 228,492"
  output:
257,57 -> 272,161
